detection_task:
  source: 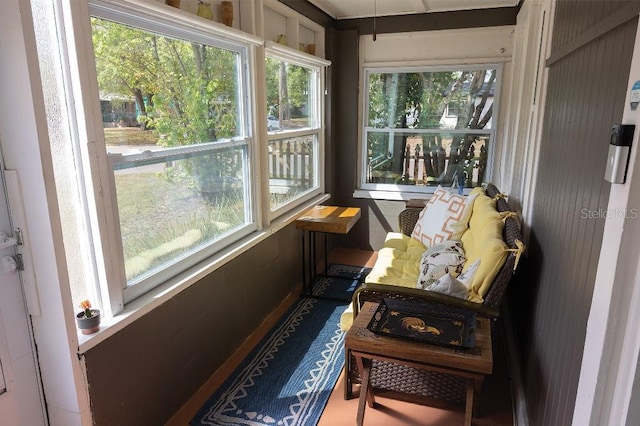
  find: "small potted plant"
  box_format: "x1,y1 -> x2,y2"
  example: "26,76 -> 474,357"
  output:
76,300 -> 101,335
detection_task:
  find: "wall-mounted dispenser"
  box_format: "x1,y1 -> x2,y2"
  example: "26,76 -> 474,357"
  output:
604,124 -> 635,184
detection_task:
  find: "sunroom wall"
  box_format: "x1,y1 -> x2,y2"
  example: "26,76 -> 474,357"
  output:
83,224 -> 302,425
77,2 -> 324,424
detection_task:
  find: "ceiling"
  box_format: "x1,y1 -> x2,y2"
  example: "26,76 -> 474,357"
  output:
307,0 -> 520,20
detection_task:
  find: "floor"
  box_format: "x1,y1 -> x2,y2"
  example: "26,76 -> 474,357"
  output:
167,248 -> 514,426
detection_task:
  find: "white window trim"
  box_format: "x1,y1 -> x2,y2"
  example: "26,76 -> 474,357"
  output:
59,0 -> 266,319
92,0 -> 263,46
51,0 -> 333,347
357,63 -> 503,200
264,42 -> 330,220
265,41 -> 331,68
109,139 -> 252,170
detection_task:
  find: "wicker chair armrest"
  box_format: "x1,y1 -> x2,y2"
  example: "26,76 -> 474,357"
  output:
351,282 -> 500,320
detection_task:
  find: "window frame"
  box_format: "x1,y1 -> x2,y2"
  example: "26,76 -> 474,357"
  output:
109,142 -> 257,303
79,0 -> 264,314
264,42 -> 329,220
35,0 -> 331,350
358,64 -> 503,197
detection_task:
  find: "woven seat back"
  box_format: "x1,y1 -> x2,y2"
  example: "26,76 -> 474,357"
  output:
485,183 -> 511,213
483,216 -> 521,309
399,208 -> 422,236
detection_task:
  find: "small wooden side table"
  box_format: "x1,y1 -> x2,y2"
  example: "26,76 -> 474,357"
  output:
345,302 -> 493,426
295,206 -> 361,297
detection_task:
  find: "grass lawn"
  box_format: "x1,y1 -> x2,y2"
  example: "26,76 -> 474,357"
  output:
115,171 -> 245,280
116,174 -> 210,247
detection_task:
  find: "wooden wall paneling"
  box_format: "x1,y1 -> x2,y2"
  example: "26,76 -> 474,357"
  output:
557,32 -> 608,425
551,33 -> 602,426
516,4 -> 637,424
582,19 -> 639,424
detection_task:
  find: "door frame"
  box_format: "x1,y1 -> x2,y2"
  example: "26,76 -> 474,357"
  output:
0,0 -> 91,424
0,156 -> 47,425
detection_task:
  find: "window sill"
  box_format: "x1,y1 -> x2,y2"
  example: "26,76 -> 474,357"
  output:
353,187 -> 473,202
76,193 -> 330,354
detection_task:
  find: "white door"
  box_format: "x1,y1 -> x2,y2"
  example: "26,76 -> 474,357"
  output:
0,151 -> 46,425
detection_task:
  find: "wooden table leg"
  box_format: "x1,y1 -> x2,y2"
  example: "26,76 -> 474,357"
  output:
464,378 -> 475,426
355,356 -> 374,425
473,377 -> 484,417
344,350 -> 353,400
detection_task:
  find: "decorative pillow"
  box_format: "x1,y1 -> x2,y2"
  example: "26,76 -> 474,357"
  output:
458,258 -> 481,285
426,274 -> 469,299
411,186 -> 479,247
416,241 -> 466,290
424,259 -> 481,300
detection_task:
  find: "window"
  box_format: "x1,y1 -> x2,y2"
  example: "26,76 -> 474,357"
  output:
362,65 -> 501,193
88,4 -> 256,304
264,47 -> 325,215
35,0 -> 326,319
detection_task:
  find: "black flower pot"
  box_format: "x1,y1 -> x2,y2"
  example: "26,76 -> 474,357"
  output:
76,309 -> 101,335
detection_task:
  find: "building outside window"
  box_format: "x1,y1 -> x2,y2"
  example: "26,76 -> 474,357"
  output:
361,65 -> 501,194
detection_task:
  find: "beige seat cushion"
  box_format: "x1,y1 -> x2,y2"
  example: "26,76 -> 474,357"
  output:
340,233 -> 425,331
364,232 -> 425,287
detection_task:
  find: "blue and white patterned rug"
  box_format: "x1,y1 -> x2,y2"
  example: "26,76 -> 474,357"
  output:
190,265 -> 369,426
310,264 -> 370,301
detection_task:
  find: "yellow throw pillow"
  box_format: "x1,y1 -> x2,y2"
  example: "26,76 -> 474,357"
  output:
461,194 -> 508,302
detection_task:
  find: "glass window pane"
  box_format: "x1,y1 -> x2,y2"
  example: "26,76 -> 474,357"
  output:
364,66 -> 498,190
265,57 -> 315,131
114,146 -> 250,283
268,135 -> 317,210
367,69 -> 497,131
92,17 -> 242,145
366,131 -> 488,188
91,17 -> 252,289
